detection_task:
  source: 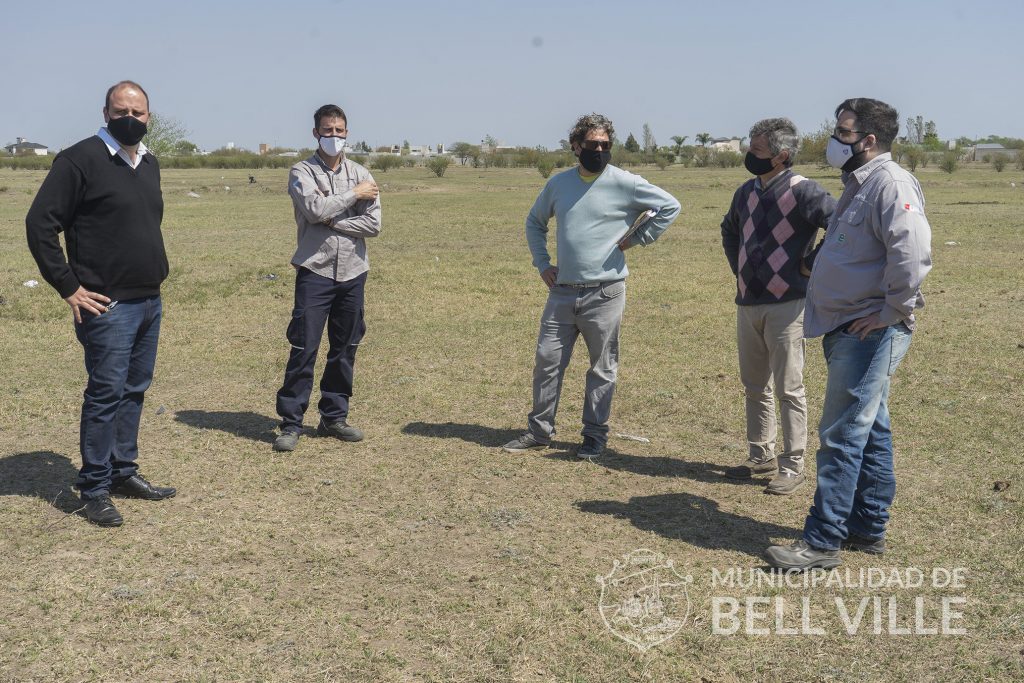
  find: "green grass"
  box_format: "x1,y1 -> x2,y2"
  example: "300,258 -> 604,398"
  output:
1,163 -> 1022,682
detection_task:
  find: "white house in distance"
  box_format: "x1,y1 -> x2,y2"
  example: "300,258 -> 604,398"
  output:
709,137 -> 743,153
5,137 -> 48,155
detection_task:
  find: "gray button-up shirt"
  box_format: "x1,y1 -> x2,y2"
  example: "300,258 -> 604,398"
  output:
804,152 -> 932,338
289,153 -> 381,282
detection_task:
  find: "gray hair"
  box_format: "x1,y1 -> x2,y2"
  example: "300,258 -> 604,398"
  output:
568,113 -> 615,148
749,117 -> 800,167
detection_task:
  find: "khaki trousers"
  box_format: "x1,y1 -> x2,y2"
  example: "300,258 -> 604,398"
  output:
736,298 -> 807,475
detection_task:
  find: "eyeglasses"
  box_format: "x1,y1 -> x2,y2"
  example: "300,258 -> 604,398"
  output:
833,127 -> 867,137
580,140 -> 612,151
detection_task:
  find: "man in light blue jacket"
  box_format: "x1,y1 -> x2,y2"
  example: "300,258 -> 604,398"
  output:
502,113 -> 681,459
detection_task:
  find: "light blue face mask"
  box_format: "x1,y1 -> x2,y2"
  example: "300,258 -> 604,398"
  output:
319,136 -> 346,157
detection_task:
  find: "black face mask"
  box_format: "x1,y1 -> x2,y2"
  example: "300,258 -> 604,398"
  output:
107,115 -> 148,146
744,151 -> 776,176
579,148 -> 611,174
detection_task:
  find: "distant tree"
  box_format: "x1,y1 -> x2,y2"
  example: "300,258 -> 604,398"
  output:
890,140 -> 905,164
992,155 -> 1007,172
558,139 -> 571,152
939,151 -> 958,173
670,135 -> 688,158
370,155 -> 403,173
483,134 -> 499,149
642,123 -> 657,153
906,115 -> 924,144
714,150 -> 742,168
172,140 -> 198,156
450,141 -> 478,165
695,132 -> 712,147
904,146 -> 925,171
143,112 -> 192,157
537,157 -> 555,178
1017,149 -> 1024,171
426,156 -> 450,177
922,121 -> 944,152
796,121 -> 833,166
624,133 -> 640,153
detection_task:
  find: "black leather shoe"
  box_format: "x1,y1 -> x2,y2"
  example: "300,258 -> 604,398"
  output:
110,474 -> 176,500
84,495 -> 123,527
317,419 -> 364,442
764,539 -> 841,570
842,534 -> 886,555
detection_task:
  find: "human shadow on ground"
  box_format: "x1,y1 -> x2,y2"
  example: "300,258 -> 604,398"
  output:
580,449 -> 769,487
0,451 -> 83,513
401,421 -> 574,453
174,410 -> 299,444
576,491 -> 799,559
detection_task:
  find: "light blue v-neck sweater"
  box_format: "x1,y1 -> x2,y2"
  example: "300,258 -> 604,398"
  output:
525,165 -> 681,284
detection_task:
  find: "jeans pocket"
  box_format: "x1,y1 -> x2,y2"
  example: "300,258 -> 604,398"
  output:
887,328 -> 911,376
600,280 -> 626,299
286,310 -> 305,350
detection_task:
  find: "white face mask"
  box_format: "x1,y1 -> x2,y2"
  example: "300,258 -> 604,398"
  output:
826,135 -> 859,170
319,136 -> 346,157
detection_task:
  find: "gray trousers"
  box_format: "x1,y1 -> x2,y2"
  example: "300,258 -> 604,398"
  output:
527,281 -> 626,445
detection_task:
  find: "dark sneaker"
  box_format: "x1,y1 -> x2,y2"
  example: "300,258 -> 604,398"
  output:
765,472 -> 806,495
725,459 -> 776,479
842,534 -> 886,555
577,436 -> 604,460
84,495 -> 123,527
764,539 -> 841,570
501,433 -> 548,452
273,430 -> 301,452
317,419 -> 364,442
110,474 -> 176,500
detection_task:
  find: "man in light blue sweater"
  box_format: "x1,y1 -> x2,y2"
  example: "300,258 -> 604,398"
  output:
502,113 -> 681,459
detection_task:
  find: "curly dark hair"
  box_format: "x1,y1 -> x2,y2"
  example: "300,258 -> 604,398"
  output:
568,113 -> 615,148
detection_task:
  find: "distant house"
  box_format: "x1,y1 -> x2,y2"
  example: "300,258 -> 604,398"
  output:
970,143 -> 1016,161
5,137 -> 48,155
709,137 -> 742,153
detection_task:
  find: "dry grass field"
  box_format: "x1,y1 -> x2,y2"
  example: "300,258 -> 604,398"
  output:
1,161 -> 1022,682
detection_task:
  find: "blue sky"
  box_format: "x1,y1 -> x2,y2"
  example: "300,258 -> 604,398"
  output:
3,0 -> 1021,152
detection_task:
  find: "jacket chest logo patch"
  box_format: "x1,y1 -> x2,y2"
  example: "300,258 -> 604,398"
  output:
837,233 -> 846,243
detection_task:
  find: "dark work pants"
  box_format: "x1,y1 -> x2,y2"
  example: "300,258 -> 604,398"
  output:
276,267 -> 366,433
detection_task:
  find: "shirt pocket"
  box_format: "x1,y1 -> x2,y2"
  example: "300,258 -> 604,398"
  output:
828,199 -> 869,251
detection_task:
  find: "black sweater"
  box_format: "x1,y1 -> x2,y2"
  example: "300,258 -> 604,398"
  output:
26,135 -> 168,301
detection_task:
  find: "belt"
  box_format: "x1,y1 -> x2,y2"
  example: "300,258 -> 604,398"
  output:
557,279 -> 623,289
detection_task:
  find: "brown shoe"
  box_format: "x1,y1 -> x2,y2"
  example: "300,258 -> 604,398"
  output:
725,459 -> 776,479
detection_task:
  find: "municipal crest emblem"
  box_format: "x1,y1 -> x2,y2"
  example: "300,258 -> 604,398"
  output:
596,549 -> 692,651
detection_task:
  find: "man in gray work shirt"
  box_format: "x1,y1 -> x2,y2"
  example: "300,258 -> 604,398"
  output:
273,103 -> 381,452
765,97 -> 932,570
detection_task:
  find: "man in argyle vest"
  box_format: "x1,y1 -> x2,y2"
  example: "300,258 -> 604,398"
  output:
721,117 -> 836,495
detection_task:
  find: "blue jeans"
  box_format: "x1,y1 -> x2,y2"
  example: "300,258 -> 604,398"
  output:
527,281 -> 626,446
276,268 -> 366,432
803,323 -> 912,550
74,296 -> 162,499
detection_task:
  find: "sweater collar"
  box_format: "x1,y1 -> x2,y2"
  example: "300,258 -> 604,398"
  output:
97,127 -> 149,166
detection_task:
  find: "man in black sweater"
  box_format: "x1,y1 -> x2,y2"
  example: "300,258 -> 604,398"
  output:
26,80 -> 176,527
